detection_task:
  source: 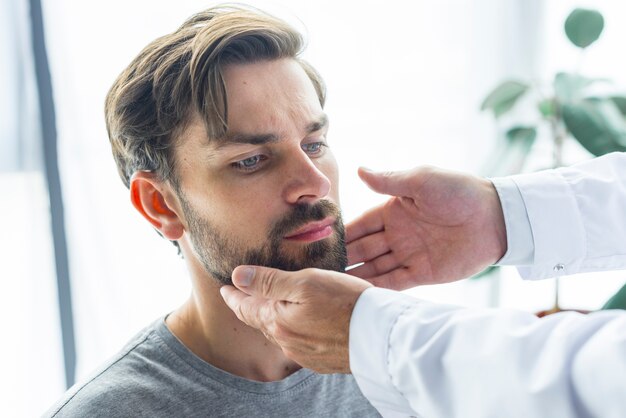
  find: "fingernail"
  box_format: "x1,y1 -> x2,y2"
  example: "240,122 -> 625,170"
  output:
234,266 -> 255,287
360,167 -> 374,173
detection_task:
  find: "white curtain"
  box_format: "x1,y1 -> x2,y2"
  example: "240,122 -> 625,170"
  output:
4,0 -> 625,414
1,0 -> 65,416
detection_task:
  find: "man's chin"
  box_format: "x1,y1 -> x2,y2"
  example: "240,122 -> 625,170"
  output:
211,229 -> 347,285
279,238 -> 346,271
213,251 -> 346,287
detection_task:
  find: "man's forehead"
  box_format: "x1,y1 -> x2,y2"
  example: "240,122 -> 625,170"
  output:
177,57 -> 327,153
223,59 -> 321,122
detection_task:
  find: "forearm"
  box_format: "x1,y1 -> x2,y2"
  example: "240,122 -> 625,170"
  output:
350,287 -> 626,417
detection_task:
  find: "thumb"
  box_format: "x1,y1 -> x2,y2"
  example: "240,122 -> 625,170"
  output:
358,167 -> 412,197
219,285 -> 273,334
231,265 -> 297,302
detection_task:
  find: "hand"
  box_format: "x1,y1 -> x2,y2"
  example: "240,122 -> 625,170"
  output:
346,166 -> 507,289
220,265 -> 373,374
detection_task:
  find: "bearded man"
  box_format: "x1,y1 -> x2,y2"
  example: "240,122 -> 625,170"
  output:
46,5 -> 380,417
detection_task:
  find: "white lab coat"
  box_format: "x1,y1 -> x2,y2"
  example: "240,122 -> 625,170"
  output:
349,152 -> 626,418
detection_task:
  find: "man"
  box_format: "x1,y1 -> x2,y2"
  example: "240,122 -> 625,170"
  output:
222,153 -> 626,417
46,5 -> 379,417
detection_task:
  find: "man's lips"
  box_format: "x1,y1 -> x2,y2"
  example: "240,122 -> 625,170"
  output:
284,217 -> 335,242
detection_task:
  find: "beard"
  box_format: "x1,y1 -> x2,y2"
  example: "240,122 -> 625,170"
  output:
178,195 -> 347,286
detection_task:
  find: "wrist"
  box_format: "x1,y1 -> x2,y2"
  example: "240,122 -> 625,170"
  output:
486,179 -> 508,263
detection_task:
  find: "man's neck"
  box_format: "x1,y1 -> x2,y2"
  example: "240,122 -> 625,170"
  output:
165,278 -> 302,382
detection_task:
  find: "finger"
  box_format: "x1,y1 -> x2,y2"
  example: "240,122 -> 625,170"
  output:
347,252 -> 399,280
345,203 -> 385,244
357,266 -> 420,291
232,265 -> 301,302
358,167 -> 413,197
220,285 -> 268,331
346,230 -> 391,265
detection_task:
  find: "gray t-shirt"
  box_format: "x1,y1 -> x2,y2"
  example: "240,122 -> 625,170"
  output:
45,317 -> 381,417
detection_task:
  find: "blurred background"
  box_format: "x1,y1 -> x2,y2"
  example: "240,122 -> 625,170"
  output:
3,0 -> 626,415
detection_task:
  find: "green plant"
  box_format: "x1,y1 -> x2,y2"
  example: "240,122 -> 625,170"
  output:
475,8 -> 626,311
602,283 -> 626,310
481,8 -> 626,176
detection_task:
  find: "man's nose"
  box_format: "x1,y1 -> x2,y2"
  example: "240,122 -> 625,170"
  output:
282,149 -> 331,205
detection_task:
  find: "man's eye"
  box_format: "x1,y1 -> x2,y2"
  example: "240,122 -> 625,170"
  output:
302,142 -> 326,155
232,155 -> 266,172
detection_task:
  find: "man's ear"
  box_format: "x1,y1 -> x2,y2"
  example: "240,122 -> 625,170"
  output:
130,171 -> 184,241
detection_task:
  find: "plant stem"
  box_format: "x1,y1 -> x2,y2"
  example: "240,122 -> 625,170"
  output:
550,116 -> 565,311
550,117 -> 565,168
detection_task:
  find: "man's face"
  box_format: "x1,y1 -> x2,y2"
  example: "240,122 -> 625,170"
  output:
173,58 -> 346,285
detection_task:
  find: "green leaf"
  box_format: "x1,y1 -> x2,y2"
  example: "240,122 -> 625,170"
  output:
562,99 -> 626,156
506,126 -> 537,143
610,96 -> 626,116
481,81 -> 529,118
564,8 -> 604,48
538,99 -> 556,118
554,72 -> 603,103
601,282 -> 626,310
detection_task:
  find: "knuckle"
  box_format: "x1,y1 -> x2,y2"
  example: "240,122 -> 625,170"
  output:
260,270 -> 277,297
293,269 -> 316,290
415,164 -> 435,175
259,301 -> 275,324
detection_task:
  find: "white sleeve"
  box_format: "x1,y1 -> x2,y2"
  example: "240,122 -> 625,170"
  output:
492,152 -> 626,280
350,287 -> 626,418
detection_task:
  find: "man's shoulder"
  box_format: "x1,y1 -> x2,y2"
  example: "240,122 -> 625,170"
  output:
44,320 -> 182,417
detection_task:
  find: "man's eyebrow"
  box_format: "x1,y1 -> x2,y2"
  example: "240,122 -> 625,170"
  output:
217,114 -> 329,149
306,114 -> 329,134
223,133 -> 279,145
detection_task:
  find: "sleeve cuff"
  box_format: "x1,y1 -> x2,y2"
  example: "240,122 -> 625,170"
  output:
490,177 -> 535,266
510,170 -> 586,280
349,287 -> 418,417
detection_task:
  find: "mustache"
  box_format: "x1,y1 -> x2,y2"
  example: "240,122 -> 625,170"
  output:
270,200 -> 341,239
